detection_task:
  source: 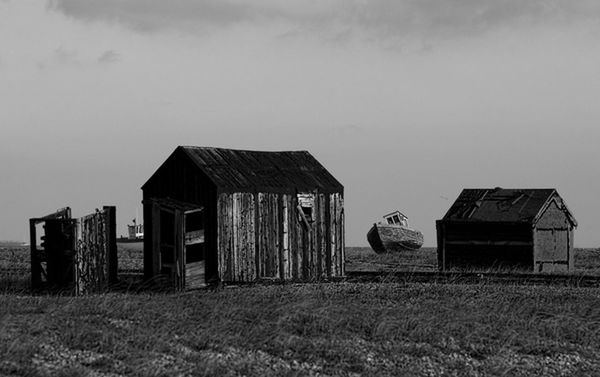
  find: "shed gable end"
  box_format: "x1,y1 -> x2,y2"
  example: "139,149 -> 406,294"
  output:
535,199 -> 571,229
142,148 -> 216,199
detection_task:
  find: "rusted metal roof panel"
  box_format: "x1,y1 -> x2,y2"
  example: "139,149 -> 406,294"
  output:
179,146 -> 343,193
442,188 -> 569,223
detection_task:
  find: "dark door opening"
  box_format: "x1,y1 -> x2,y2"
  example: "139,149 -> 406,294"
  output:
152,199 -> 205,289
184,208 -> 205,289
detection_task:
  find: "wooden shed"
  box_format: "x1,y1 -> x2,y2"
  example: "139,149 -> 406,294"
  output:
142,146 -> 344,288
436,188 -> 577,273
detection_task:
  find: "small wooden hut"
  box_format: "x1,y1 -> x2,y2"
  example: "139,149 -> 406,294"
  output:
142,146 -> 344,288
437,188 -> 577,273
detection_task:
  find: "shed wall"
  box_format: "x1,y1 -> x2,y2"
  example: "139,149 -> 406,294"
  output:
533,200 -> 573,272
437,221 -> 533,270
217,191 -> 344,282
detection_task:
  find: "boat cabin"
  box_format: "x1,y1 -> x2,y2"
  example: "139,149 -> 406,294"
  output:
384,211 -> 408,227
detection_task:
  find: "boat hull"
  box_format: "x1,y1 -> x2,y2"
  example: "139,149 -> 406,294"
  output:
367,223 -> 424,253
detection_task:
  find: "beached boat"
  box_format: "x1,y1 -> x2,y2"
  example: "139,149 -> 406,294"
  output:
367,211 -> 424,253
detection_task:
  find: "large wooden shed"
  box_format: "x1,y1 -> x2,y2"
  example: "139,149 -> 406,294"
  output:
142,146 -> 344,288
436,188 -> 577,273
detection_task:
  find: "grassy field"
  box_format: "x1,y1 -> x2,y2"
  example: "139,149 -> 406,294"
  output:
345,247 -> 600,275
2,245 -> 600,376
3,283 -> 600,376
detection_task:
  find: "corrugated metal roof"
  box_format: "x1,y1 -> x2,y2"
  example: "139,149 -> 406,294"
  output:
174,146 -> 343,192
441,188 -> 574,224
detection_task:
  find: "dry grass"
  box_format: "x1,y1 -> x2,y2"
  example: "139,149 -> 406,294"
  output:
345,247 -> 438,272
2,283 -> 600,376
346,247 -> 600,275
114,242 -> 144,271
2,245 -> 600,376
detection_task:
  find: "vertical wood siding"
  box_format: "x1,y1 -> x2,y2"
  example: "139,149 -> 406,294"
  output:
534,199 -> 573,272
217,193 -> 256,282
338,195 -> 345,276
217,194 -> 232,281
74,207 -> 117,295
217,190 -> 344,283
568,227 -> 574,270
281,194 -> 291,279
317,193 -> 326,277
329,193 -> 338,276
258,193 -> 280,278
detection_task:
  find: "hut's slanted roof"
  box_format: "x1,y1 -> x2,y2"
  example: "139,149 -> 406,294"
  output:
441,188 -> 576,225
143,146 -> 343,193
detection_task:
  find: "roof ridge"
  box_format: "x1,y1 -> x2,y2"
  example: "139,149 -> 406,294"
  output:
179,145 -> 309,153
141,146 -> 344,193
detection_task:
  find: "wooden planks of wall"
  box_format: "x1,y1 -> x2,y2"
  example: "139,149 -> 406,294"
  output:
218,190 -> 344,282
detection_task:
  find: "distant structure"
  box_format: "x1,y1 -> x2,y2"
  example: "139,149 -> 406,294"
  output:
141,146 -> 344,289
437,188 -> 577,273
127,219 -> 144,240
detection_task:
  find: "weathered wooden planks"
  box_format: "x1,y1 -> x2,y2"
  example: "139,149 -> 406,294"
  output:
338,195 -> 345,276
218,193 -> 257,281
258,193 -> 280,278
185,230 -> 204,245
330,193 -> 338,276
318,193 -> 326,277
186,261 -> 205,289
75,206 -> 117,295
216,190 -> 344,283
281,194 -> 291,279
217,194 -> 232,281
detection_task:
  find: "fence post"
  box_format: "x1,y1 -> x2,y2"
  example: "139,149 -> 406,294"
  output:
104,206 -> 118,284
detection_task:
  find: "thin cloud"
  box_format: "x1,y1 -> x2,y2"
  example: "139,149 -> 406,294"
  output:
54,46 -> 79,64
98,50 -> 120,64
48,0 -> 600,41
48,0 -> 255,33
342,0 -> 600,39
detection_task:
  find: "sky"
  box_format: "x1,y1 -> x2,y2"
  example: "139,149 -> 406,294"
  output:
1,0 -> 600,246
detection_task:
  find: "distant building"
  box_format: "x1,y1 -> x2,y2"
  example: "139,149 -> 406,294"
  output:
437,188 -> 577,273
142,146 -> 344,289
127,222 -> 143,240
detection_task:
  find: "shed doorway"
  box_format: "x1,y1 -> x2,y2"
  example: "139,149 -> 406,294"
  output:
152,199 -> 205,289
184,209 -> 205,289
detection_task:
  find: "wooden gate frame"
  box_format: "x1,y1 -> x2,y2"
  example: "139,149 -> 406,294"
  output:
149,198 -> 204,290
29,206 -> 117,294
29,207 -> 75,290
74,206 -> 117,294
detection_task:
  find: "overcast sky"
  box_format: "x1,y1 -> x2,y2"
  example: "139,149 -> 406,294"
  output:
2,0 -> 600,246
